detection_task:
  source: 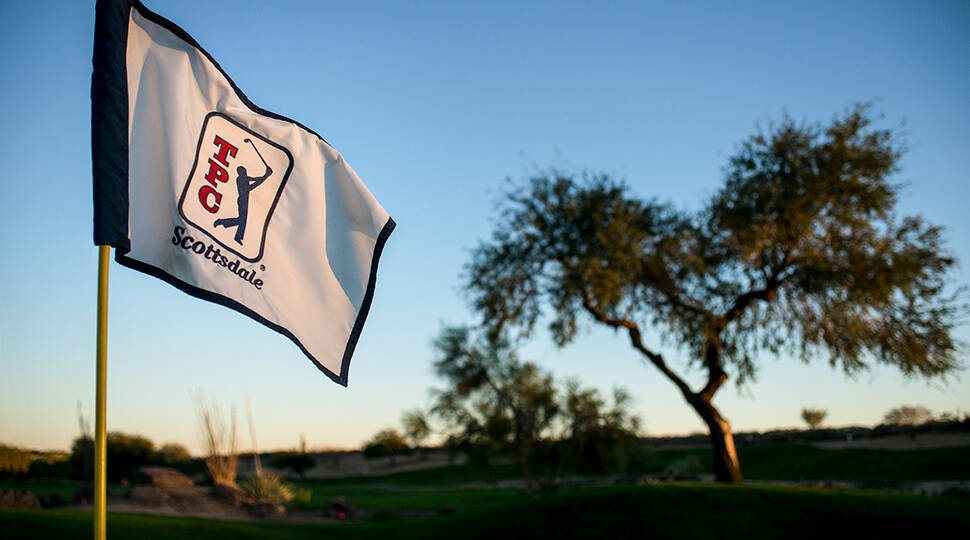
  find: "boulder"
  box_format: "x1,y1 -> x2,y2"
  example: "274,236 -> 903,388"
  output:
132,466 -> 195,488
129,485 -> 170,506
211,482 -> 245,507
73,484 -> 94,505
0,489 -> 41,509
323,496 -> 358,520
251,501 -> 286,519
38,492 -> 66,509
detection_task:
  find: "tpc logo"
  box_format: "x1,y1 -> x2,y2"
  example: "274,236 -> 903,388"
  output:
178,112 -> 293,262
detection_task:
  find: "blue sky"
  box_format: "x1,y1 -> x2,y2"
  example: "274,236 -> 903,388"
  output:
1,0 -> 968,454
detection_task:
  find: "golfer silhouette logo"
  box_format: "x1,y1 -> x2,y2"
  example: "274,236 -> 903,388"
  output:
213,138 -> 273,245
178,112 -> 293,263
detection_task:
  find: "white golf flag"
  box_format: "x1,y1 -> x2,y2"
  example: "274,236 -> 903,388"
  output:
92,0 -> 394,386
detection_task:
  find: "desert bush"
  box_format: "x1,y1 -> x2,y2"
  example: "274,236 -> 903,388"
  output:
195,397 -> 238,485
239,472 -> 294,505
68,432 -> 156,481
362,428 -> 411,466
271,452 -> 316,479
155,442 -> 191,465
0,444 -> 32,477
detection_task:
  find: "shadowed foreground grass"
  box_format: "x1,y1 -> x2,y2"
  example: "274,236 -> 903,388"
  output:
3,483 -> 969,539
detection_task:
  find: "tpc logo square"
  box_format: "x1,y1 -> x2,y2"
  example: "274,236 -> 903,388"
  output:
178,113 -> 293,262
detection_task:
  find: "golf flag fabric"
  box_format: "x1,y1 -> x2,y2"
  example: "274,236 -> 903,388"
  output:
92,0 -> 395,386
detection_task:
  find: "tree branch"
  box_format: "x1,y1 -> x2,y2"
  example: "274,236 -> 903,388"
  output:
580,291 -> 695,398
698,341 -> 727,401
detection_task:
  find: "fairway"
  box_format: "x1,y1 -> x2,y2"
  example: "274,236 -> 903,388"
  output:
3,482 -> 970,539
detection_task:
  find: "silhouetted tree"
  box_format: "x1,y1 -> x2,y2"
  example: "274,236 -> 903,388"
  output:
69,432 -> 156,481
362,428 -> 411,467
401,409 -> 431,447
466,104 -> 964,483
429,326 -> 559,495
800,408 -> 828,429
883,405 -> 934,426
560,381 -> 642,475
155,442 -> 191,465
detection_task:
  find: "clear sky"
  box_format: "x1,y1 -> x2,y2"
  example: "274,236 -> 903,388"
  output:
1,0 -> 968,455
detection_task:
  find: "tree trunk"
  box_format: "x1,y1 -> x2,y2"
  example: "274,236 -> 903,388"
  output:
686,395 -> 743,483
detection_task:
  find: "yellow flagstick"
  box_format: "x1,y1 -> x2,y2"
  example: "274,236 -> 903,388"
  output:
94,245 -> 110,540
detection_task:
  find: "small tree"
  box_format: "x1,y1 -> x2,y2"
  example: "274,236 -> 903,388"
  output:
466,104 -> 964,482
69,432 -> 156,481
883,405 -> 934,426
401,409 -> 432,448
560,381 -> 642,475
362,428 -> 411,467
428,326 -> 560,495
800,408 -> 828,429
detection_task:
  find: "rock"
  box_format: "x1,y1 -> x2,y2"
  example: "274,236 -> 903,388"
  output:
211,482 -> 245,507
251,501 -> 286,519
129,485 -> 170,506
323,496 -> 358,521
38,492 -> 66,509
132,466 -> 195,489
0,489 -> 41,509
73,484 -> 94,505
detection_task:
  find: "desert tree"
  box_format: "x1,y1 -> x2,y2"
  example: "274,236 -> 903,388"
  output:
401,409 -> 432,448
429,326 -> 559,495
560,381 -> 642,475
361,428 -> 411,467
883,405 -> 934,426
800,408 -> 828,429
465,104 -> 964,482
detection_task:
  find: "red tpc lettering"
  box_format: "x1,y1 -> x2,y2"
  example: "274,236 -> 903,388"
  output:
212,135 -> 238,167
199,185 -> 222,213
204,158 -> 229,186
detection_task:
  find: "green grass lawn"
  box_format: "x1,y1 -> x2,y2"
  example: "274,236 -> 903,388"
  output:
3,483 -> 969,539
4,445 -> 968,538
646,444 -> 970,486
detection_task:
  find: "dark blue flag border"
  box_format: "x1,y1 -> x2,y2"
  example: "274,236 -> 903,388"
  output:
92,0 -> 395,386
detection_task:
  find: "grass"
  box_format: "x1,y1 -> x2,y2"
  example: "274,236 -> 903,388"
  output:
4,445 -> 968,538
643,444 -> 970,486
2,483 -> 969,539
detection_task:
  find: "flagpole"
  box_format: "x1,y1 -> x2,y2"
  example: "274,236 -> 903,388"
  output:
94,245 -> 110,540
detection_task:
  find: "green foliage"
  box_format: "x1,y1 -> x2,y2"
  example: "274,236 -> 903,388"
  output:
401,409 -> 431,447
428,326 -> 559,492
883,405 -> 934,426
155,442 -> 192,465
271,452 -> 316,479
0,444 -> 32,476
800,408 -> 828,429
292,487 -> 313,509
560,381 -> 642,475
239,472 -> 294,505
361,429 -> 411,465
68,432 -> 156,482
467,104 -> 963,384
